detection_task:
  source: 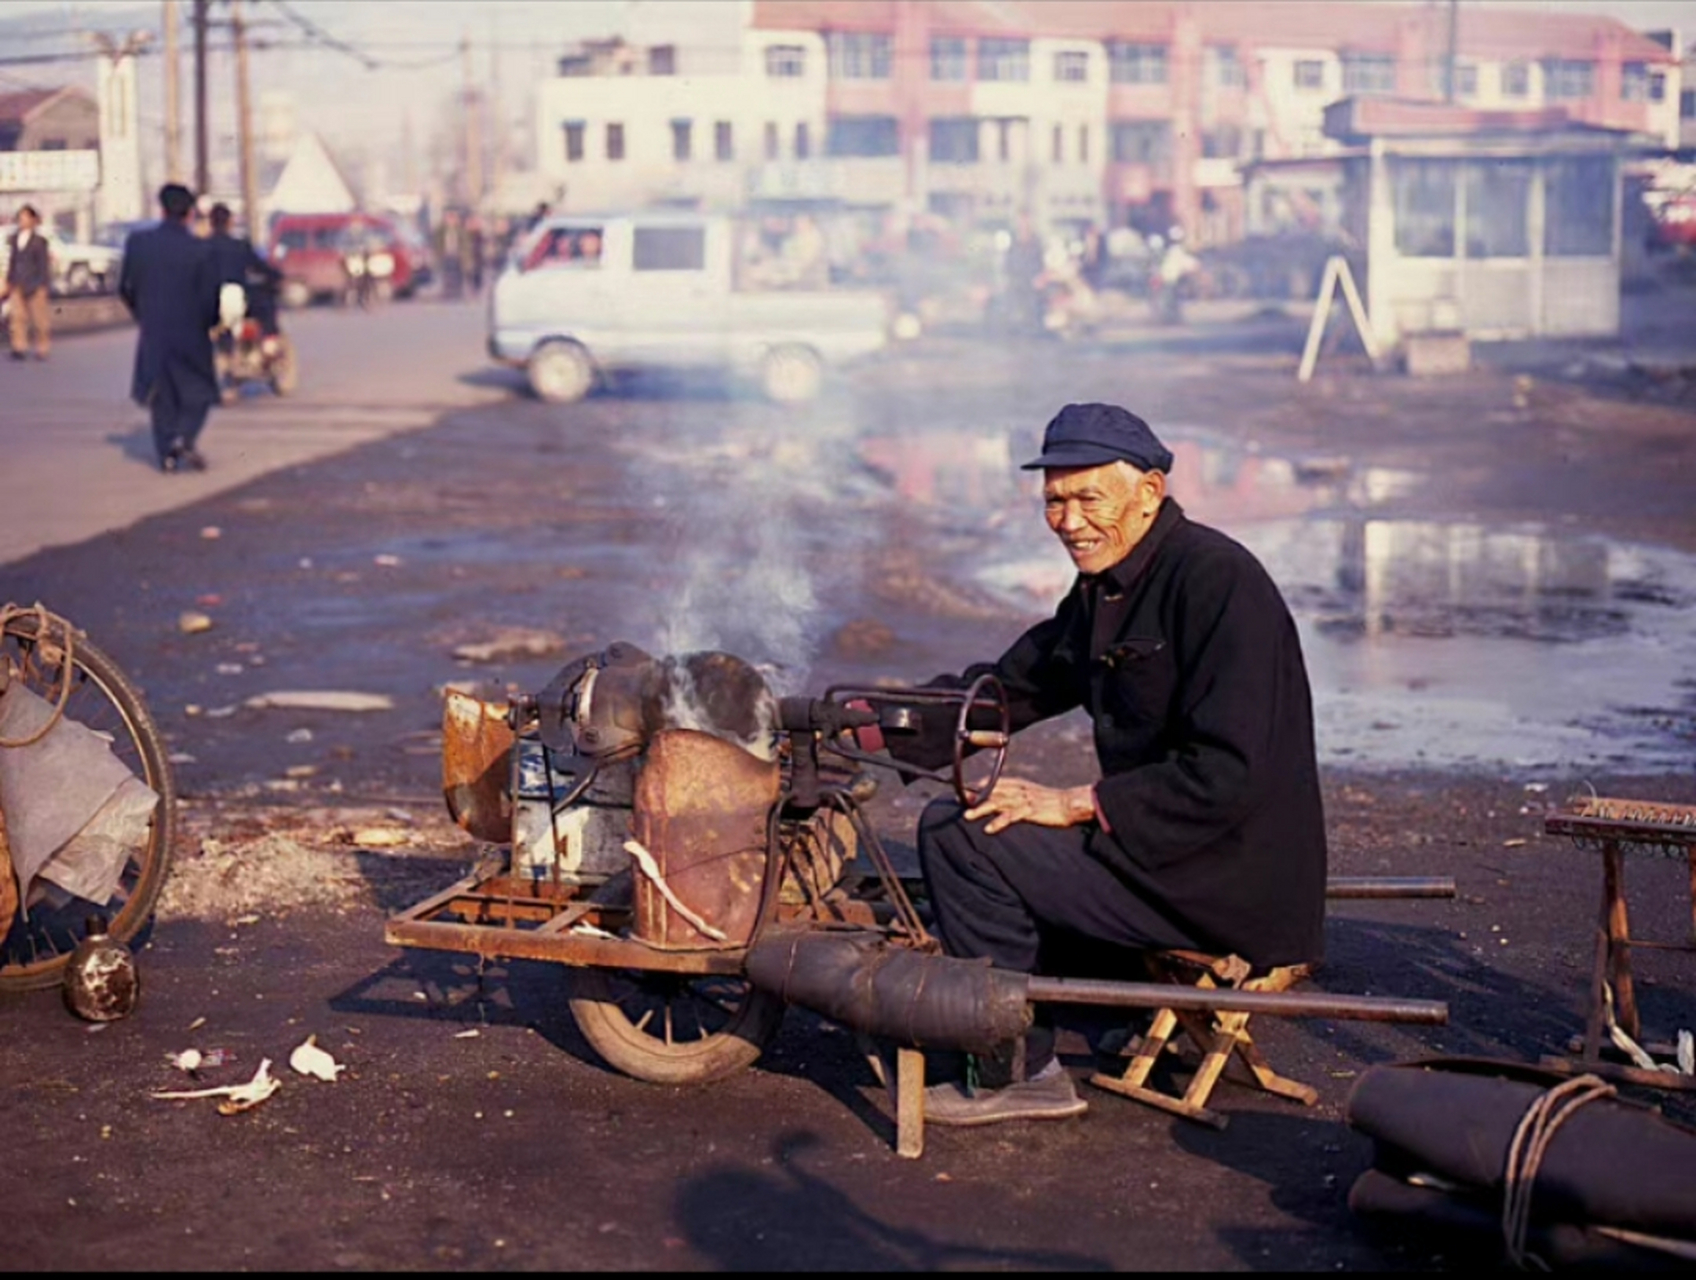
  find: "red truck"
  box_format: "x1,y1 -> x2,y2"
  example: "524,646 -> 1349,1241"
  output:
268,212 -> 424,307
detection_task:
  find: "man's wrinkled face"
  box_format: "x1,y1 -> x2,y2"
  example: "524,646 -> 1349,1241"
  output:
1043,461 -> 1165,576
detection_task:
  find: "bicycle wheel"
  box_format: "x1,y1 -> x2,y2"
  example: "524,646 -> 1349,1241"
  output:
0,612 -> 177,991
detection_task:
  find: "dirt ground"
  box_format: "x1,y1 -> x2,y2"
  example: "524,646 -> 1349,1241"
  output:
3,314 -> 1695,1271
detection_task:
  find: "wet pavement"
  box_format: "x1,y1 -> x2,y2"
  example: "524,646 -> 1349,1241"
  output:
3,298 -> 1695,1270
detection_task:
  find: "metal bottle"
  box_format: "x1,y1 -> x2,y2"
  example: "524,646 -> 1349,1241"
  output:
62,915 -> 139,1022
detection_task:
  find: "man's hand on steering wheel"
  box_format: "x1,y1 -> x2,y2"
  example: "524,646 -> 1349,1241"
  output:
965,777 -> 1097,835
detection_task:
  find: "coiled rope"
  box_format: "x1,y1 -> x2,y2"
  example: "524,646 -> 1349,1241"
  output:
0,602 -> 77,748
1501,1073 -> 1616,1270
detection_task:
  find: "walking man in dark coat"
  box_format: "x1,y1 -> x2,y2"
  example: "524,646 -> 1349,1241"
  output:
862,403 -> 1329,1127
119,184 -> 222,472
4,204 -> 53,361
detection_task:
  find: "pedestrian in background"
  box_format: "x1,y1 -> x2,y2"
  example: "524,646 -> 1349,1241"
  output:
4,204 -> 53,361
465,215 -> 485,296
436,209 -> 465,299
118,183 -> 222,473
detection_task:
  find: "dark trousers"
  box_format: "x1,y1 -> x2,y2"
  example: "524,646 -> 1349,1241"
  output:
917,799 -> 1202,1073
148,380 -> 212,460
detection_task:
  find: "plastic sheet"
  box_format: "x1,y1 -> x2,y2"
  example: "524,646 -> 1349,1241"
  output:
0,681 -> 156,907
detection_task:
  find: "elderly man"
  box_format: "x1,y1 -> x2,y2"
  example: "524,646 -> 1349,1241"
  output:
119,184 -> 222,472
874,402 -> 1328,1126
4,205 -> 53,361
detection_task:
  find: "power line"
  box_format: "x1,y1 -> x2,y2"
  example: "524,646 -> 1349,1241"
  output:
267,0 -> 378,69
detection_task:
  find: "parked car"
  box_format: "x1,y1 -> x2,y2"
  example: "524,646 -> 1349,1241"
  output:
269,212 -> 418,307
0,229 -> 124,296
488,211 -> 896,404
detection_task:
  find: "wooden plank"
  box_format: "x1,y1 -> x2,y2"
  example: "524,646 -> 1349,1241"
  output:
896,1047 -> 925,1160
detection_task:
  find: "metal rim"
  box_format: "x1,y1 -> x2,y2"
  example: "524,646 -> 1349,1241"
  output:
531,342 -> 592,403
569,967 -> 781,1084
762,346 -> 822,404
0,621 -> 173,986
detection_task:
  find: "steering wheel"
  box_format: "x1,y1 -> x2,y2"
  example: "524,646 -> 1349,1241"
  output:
952,673 -> 1011,809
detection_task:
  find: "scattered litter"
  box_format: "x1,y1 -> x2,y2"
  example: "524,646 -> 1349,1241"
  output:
204,705 -> 237,719
289,1035 -> 345,1083
178,611 -> 213,635
199,526 -> 222,540
246,691 -> 394,713
374,554 -> 402,567
1502,838 -> 1527,848
216,663 -> 246,676
187,1016 -> 207,1032
196,594 -> 221,607
169,1049 -> 204,1073
285,765 -> 319,779
298,557 -> 313,569
168,752 -> 197,765
453,1029 -> 481,1040
350,827 -> 408,848
1523,783 -> 1548,794
184,704 -> 203,717
451,627 -> 567,665
153,1058 -> 280,1114
232,914 -> 260,926
285,728 -> 315,744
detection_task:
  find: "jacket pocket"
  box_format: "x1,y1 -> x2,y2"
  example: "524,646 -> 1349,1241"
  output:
1098,637 -> 1177,725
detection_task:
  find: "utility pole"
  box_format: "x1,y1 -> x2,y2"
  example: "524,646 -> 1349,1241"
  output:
163,0 -> 182,182
488,8 -> 505,210
461,32 -> 482,210
232,0 -> 259,239
1443,0 -> 1460,103
193,0 -> 210,193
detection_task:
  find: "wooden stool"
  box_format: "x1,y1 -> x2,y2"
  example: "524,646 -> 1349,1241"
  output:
1088,950 -> 1318,1129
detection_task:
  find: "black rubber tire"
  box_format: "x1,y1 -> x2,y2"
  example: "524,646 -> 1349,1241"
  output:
759,344 -> 824,405
269,337 -> 299,396
0,616 -> 177,992
568,967 -> 784,1085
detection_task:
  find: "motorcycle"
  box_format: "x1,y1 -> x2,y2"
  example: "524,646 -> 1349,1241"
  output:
213,276 -> 298,402
340,236 -> 396,309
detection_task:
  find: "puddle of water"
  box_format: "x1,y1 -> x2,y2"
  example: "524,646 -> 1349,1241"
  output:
875,425 -> 1696,774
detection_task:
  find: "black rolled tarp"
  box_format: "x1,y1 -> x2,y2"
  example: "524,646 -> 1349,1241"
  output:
1345,1059 -> 1696,1268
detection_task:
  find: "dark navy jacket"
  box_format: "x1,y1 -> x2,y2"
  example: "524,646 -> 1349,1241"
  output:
118,220 -> 221,408
5,228 -> 51,294
892,499 -> 1328,968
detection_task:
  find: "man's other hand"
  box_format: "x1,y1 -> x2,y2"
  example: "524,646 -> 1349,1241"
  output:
965,778 -> 1096,834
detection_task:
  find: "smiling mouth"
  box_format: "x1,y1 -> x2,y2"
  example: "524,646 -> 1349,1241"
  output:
1065,539 -> 1103,557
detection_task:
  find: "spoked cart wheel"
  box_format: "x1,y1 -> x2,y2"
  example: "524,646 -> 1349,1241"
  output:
568,967 -> 785,1085
0,610 -> 176,992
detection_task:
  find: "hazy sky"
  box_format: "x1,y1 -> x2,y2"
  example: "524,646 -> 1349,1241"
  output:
4,0 -> 1693,171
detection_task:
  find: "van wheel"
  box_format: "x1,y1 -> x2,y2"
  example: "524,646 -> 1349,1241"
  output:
528,340 -> 595,404
760,344 -> 823,404
280,280 -> 311,309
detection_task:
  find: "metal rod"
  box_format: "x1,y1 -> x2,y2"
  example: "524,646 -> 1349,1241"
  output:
192,0 -> 209,194
1026,976 -> 1448,1024
1325,876 -> 1456,899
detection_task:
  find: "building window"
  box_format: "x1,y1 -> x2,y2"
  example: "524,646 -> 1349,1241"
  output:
606,122 -> 625,161
1078,123 -> 1089,163
827,32 -> 892,80
764,121 -> 780,159
648,44 -> 676,75
1200,124 -> 1242,160
1544,155 -> 1613,256
563,120 -> 585,163
794,121 -> 811,159
715,120 -> 734,161
1054,50 -> 1089,83
1622,62 -> 1651,102
1110,119 -> 1171,168
1052,123 -> 1063,163
633,225 -> 706,272
929,117 -> 980,164
1293,59 -> 1325,90
1683,87 -> 1696,120
765,44 -> 805,78
1391,157 -> 1455,257
996,119 -> 1012,162
1341,53 -> 1395,95
1464,159 -> 1531,257
1649,71 -> 1666,103
40,138 -> 67,151
827,115 -> 899,157
1209,45 -> 1245,88
1453,62 -> 1478,98
1108,42 -> 1167,85
1544,58 -> 1595,100
931,36 -> 967,81
670,119 -> 692,161
977,37 -> 1030,83
1501,61 -> 1530,97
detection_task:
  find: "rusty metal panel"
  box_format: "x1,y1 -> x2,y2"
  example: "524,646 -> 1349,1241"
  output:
631,729 -> 778,951
441,691 -> 514,844
780,810 -> 855,906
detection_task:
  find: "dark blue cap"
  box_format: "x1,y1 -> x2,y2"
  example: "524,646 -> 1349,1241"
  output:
1020,403 -> 1174,474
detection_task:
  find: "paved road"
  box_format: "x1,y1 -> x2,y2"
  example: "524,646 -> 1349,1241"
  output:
0,299 -> 505,566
